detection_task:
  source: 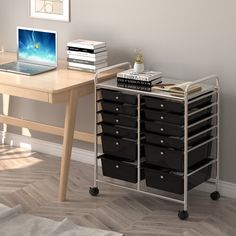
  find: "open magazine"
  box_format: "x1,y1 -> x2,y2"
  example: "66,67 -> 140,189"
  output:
152,82 -> 202,95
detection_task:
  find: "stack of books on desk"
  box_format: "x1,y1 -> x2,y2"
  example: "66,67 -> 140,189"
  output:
67,39 -> 108,72
117,69 -> 162,91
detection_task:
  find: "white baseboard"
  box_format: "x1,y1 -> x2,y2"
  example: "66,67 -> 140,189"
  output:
1,132 -> 236,199
1,131 -> 95,165
196,180 -> 236,199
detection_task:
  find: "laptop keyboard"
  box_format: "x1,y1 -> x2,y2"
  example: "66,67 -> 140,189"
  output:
0,61 -> 54,75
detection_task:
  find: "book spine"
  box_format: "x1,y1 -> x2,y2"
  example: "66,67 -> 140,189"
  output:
117,77 -> 160,86
117,72 -> 162,82
117,83 -> 151,92
67,46 -> 106,54
67,42 -> 106,50
67,50 -> 108,58
67,58 -> 106,65
68,62 -> 108,69
116,73 -> 149,81
68,66 -> 96,73
68,54 -> 107,62
67,47 -> 95,53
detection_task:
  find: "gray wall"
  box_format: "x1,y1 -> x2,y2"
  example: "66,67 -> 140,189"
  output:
0,0 -> 236,184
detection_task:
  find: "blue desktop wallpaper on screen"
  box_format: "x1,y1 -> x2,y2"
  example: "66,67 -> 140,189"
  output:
18,29 -> 56,64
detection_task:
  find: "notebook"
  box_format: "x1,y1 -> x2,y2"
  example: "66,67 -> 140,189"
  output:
0,27 -> 57,76
153,82 -> 202,96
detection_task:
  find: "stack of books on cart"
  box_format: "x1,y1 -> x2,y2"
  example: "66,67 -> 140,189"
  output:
117,69 -> 162,91
67,39 -> 108,72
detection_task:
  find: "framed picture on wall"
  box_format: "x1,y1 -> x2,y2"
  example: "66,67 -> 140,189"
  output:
29,0 -> 70,22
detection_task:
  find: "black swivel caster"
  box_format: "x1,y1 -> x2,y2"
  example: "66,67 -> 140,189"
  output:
178,210 -> 189,220
210,191 -> 220,201
89,187 -> 99,196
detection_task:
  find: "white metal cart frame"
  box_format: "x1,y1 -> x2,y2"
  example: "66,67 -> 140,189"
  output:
90,62 -> 220,220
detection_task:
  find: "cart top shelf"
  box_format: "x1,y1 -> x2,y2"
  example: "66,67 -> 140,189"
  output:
96,77 -> 217,102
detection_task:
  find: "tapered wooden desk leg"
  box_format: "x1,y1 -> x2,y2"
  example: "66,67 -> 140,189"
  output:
59,90 -> 78,201
2,94 -> 10,143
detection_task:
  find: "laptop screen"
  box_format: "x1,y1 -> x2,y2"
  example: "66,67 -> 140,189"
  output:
18,27 -> 57,66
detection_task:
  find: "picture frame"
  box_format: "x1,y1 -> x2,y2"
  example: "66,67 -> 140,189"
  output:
29,0 -> 70,22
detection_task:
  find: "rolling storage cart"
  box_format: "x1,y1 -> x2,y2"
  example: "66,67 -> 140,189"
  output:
90,62 -> 220,220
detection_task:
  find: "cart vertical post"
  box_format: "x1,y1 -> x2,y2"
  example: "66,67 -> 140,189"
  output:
183,87 -> 189,218
137,94 -> 141,191
216,77 -> 220,192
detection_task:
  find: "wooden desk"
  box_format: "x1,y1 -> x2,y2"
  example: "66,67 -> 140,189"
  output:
0,52 -> 117,201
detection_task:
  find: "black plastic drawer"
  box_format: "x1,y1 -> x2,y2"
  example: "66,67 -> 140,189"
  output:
144,107 -> 212,125
143,94 -> 212,113
144,118 -> 212,137
144,142 -> 212,171
144,129 -> 212,150
101,135 -> 143,161
100,155 -> 145,183
101,123 -> 137,139
144,159 -> 212,194
101,101 -> 137,116
101,89 -> 137,104
101,112 -> 137,128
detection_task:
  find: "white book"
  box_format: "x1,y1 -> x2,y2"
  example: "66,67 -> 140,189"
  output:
68,66 -> 97,73
67,46 -> 106,53
67,58 -> 107,65
67,50 -> 108,58
68,62 -> 108,70
117,69 -> 162,82
67,39 -> 106,50
67,54 -> 108,62
68,54 -> 108,62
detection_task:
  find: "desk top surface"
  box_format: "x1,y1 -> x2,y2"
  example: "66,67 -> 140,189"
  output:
0,52 -> 115,94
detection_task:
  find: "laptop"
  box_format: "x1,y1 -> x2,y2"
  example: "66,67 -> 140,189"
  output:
0,27 -> 57,76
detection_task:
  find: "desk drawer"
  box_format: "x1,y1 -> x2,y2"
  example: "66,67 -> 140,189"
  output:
101,89 -> 137,105
101,135 -> 142,161
144,159 -> 212,194
101,123 -> 137,139
101,112 -> 137,128
143,94 -> 212,113
100,155 -> 144,183
101,101 -> 137,116
144,142 -> 211,171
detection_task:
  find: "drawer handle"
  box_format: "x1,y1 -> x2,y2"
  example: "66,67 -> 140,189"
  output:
160,104 -> 164,108
160,116 -> 164,120
160,128 -> 164,132
160,140 -> 164,144
115,130 -> 120,135
160,175 -> 164,179
115,142 -> 120,146
115,96 -> 119,100
115,119 -> 119,123
160,151 -> 164,156
115,165 -> 120,169
115,107 -> 119,112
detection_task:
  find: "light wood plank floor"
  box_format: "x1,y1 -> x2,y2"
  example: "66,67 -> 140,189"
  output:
0,145 -> 236,236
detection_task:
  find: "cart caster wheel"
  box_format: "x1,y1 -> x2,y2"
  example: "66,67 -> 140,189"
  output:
210,191 -> 220,201
178,210 -> 189,220
89,187 -> 99,196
